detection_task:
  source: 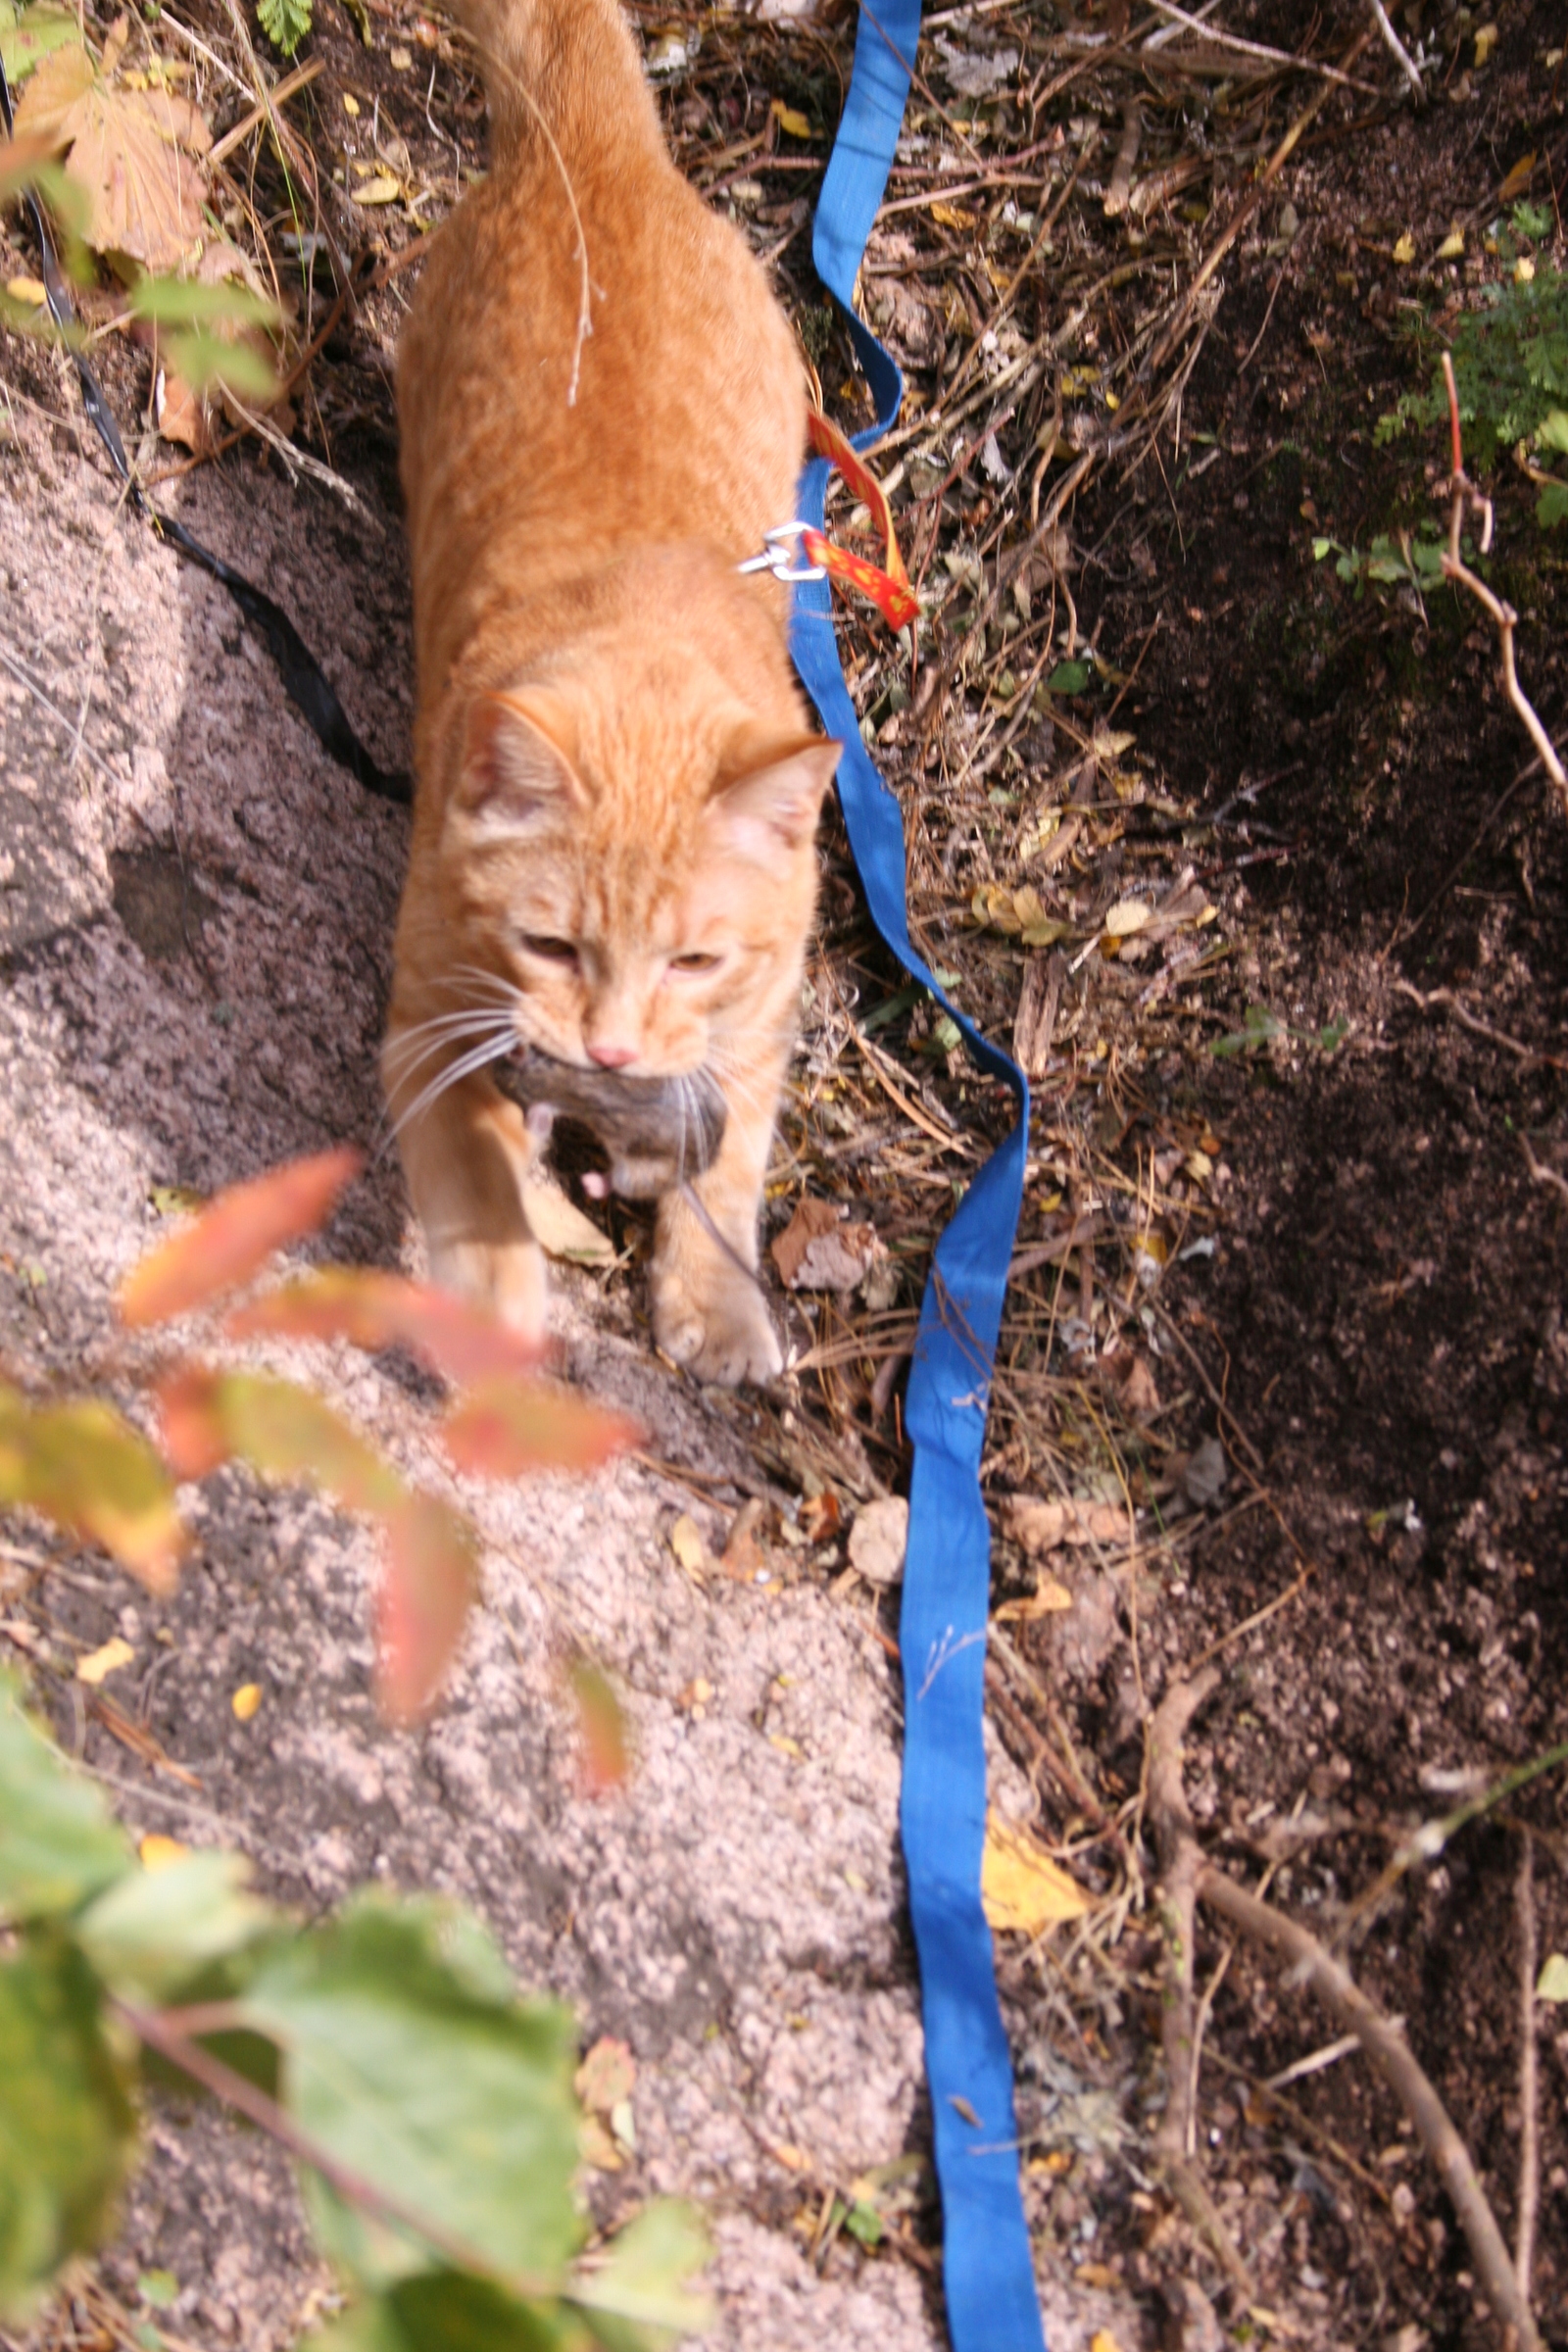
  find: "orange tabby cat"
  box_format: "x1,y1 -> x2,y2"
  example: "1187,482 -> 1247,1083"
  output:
386,0 -> 839,1384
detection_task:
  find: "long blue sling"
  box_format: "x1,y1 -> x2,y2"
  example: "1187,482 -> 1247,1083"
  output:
788,8 -> 1047,2345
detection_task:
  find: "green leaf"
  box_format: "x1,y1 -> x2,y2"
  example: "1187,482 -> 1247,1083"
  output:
0,1672 -> 131,1924
1310,536 -> 1334,561
255,0 -> 312,58
1046,660 -> 1090,696
317,2273 -> 573,2352
843,2199 -> 885,2248
237,1894 -> 582,2289
0,3 -> 80,83
1210,1004 -> 1285,1059
162,328 -> 279,402
1511,201 -> 1552,240
569,2202 -> 711,2344
76,1850 -> 272,2000
129,273 -> 279,332
0,1935 -> 137,2320
1537,1951 -> 1568,2003
1538,479 -> 1568,529
138,2270 -> 179,2309
1537,409 -> 1568,456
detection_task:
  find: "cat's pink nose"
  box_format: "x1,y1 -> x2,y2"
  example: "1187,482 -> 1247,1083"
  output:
586,1040 -> 638,1069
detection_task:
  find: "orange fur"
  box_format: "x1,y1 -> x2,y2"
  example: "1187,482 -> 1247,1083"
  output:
386,0 -> 836,1383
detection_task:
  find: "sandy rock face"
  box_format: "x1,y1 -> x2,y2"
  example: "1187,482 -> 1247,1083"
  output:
0,377 -> 1130,2352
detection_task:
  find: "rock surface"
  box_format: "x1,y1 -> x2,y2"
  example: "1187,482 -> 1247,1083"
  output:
0,373 -> 1128,2352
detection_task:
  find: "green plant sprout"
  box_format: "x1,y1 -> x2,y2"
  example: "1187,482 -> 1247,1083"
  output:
1377,257 -> 1568,528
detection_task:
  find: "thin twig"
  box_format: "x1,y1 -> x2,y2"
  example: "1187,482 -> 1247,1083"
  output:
117,1998 -> 558,2300
1515,1836 -> 1539,2306
1390,979 -> 1568,1072
1366,0 -> 1427,104
1521,1138 -> 1568,1208
1143,2 -> 1379,91
1440,354 -> 1568,808
1197,1870 -> 1544,2352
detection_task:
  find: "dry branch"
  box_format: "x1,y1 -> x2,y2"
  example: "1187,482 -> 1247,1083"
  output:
1439,355 -> 1568,808
1197,1869 -> 1544,2352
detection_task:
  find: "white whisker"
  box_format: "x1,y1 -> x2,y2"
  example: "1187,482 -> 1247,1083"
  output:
390,1029 -> 518,1138
384,1009 -> 517,1069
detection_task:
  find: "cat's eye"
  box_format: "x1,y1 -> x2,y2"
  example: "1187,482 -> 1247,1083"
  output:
521,935 -> 579,964
670,952 -> 721,974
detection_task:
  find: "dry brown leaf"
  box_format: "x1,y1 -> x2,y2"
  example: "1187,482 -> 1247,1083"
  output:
520,1177 -> 614,1266
847,1495 -> 908,1586
16,37 -> 215,271
154,363 -> 215,455
770,1196 -> 886,1293
1000,1493 -> 1132,1554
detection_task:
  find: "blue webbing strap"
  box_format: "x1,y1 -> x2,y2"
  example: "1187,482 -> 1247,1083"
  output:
788,8 -> 1046,2347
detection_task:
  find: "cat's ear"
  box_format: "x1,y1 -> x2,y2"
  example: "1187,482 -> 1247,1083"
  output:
710,735 -> 840,862
455,691 -> 584,833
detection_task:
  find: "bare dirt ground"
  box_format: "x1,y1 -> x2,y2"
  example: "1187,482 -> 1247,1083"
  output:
3,3 -> 1567,2350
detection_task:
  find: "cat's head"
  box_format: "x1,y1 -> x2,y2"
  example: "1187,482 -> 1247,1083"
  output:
430,676 -> 839,1081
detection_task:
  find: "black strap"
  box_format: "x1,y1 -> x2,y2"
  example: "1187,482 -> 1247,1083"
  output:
0,52 -> 410,806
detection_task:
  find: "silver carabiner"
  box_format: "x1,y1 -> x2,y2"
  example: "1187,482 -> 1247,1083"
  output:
737,522 -> 828,586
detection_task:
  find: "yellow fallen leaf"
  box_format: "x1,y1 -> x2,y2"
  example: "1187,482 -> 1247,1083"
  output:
148,1183 -> 206,1216
929,200 -> 977,231
1474,24 -> 1496,67
1497,151 -> 1537,202
1103,898 -> 1151,938
389,44 -> 412,69
1392,232 -> 1415,266
1090,2334 -> 1126,2352
1515,256 -> 1536,284
342,90 -> 360,115
668,1515 -> 707,1574
1437,228 -> 1465,260
520,1178 -> 615,1266
231,1681 -> 262,1721
768,1733 -> 804,1761
769,97 -> 811,139
994,1575 -> 1073,1623
771,2141 -> 811,2172
350,172 -> 404,206
982,1817 -> 1089,1935
138,1834 -> 187,1870
5,275 -> 47,305
77,1636 -> 135,1685
1185,1149 -> 1213,1182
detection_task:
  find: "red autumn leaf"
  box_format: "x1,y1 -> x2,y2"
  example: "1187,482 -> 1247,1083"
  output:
154,1362 -> 231,1479
227,1267 -> 544,1385
565,1654 -> 629,1795
441,1378 -> 640,1480
0,1384 -> 185,1592
377,1490 -> 479,1723
117,1147 -> 363,1327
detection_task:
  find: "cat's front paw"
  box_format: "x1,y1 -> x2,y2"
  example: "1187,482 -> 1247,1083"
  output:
653,1254 -> 782,1387
430,1235 -> 549,1347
